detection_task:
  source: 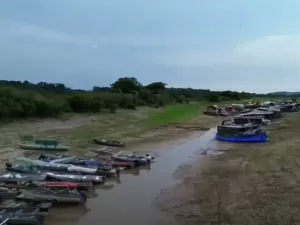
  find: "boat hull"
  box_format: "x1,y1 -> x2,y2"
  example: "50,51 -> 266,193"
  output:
19,144 -> 69,152
215,132 -> 269,143
93,139 -> 125,147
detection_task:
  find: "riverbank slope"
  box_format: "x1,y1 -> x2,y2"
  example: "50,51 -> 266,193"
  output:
158,112 -> 300,225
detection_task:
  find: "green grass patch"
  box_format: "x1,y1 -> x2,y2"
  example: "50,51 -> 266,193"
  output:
146,103 -> 206,126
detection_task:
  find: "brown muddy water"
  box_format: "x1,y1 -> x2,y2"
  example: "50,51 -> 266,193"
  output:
44,128 -> 229,225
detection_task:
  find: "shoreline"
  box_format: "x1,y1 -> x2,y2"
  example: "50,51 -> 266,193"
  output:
156,112 -> 300,225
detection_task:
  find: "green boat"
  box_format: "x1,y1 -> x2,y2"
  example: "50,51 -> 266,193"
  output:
18,139 -> 69,151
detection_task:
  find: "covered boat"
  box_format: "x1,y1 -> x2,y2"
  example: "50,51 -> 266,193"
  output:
241,108 -> 281,120
216,123 -> 269,143
18,139 -> 69,152
224,116 -> 271,126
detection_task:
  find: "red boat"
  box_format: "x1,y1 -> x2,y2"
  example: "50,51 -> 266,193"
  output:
40,182 -> 92,190
108,161 -> 134,168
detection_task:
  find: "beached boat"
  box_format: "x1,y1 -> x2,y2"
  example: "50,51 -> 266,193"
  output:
223,116 -> 271,126
0,213 -> 42,225
19,139 -> 69,152
111,154 -> 150,166
45,172 -> 104,184
67,165 -> 117,177
38,154 -> 103,166
6,164 -> 43,174
17,188 -> 88,204
3,201 -> 52,212
5,163 -> 104,184
0,173 -> 47,183
0,189 -> 21,199
0,218 -> 8,225
14,157 -> 117,177
215,123 -> 269,143
39,154 -> 133,169
39,182 -> 93,190
38,155 -> 76,164
93,139 -> 125,147
0,207 -> 48,221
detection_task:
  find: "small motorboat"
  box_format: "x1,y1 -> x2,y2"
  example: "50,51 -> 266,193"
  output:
38,155 -> 76,164
3,201 -> 52,212
6,164 -> 43,174
0,218 -> 8,225
0,189 -> 21,199
17,188 -> 88,204
0,173 -> 47,183
39,182 -> 93,191
112,154 -> 150,166
67,166 -> 117,177
0,213 -> 42,225
18,139 -> 69,152
45,173 -> 104,184
0,207 -> 48,221
93,139 -> 125,147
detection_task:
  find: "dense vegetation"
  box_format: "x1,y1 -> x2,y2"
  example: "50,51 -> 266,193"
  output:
0,78 -> 254,121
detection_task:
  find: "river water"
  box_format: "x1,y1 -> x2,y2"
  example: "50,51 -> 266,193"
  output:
45,128 -> 227,225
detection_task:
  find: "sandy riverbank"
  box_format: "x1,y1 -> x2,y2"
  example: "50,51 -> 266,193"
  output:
157,113 -> 300,225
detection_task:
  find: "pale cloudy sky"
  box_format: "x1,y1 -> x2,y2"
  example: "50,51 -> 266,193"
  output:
0,0 -> 300,93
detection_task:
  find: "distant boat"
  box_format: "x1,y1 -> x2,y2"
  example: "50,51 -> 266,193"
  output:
93,139 -> 125,147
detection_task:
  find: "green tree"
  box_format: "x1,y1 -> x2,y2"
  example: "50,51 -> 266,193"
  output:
111,77 -> 141,93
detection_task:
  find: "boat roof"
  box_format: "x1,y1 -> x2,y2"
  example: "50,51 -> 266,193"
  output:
234,116 -> 264,119
41,182 -> 78,188
207,105 -> 219,109
218,123 -> 259,129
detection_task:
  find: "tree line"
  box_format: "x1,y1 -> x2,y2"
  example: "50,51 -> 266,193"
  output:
0,77 -> 254,121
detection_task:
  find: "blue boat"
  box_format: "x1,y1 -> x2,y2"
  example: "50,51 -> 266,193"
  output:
215,123 -> 269,143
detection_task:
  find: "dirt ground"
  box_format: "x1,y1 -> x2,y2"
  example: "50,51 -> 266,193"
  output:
156,112 -> 300,225
0,107 -> 221,165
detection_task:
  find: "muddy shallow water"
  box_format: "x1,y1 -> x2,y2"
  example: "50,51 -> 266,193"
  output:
44,128 -> 229,225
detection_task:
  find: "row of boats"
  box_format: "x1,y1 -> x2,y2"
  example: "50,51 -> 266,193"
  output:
0,149 -> 155,224
214,100 -> 299,143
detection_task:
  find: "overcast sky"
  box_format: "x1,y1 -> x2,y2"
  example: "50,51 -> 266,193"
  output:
0,0 -> 300,93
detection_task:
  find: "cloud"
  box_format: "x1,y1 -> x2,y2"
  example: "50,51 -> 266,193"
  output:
164,35 -> 300,68
0,0 -> 300,93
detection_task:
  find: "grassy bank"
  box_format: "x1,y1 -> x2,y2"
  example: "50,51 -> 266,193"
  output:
179,113 -> 300,225
0,103 -> 222,155
146,103 -> 207,126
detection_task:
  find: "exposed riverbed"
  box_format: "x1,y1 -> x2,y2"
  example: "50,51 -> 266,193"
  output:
44,128 -> 231,225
